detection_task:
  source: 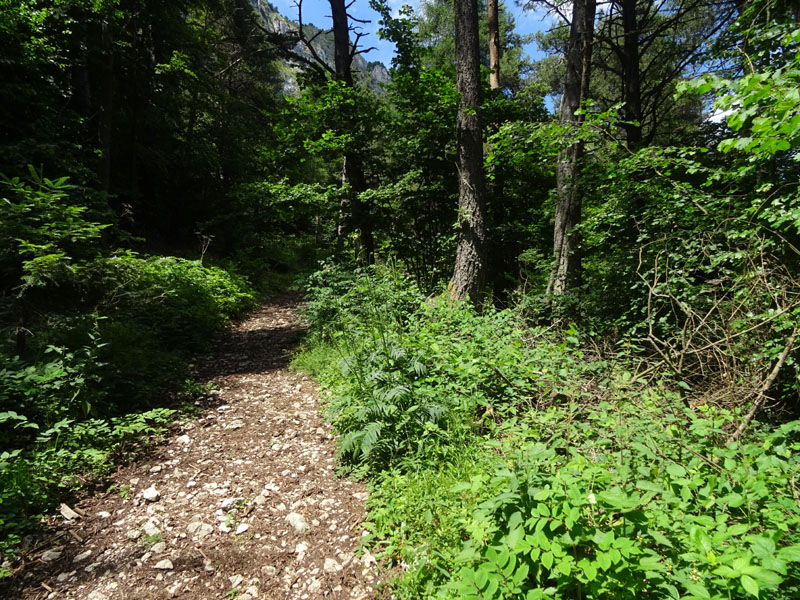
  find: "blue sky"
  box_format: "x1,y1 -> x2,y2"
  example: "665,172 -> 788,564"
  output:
268,0 -> 555,67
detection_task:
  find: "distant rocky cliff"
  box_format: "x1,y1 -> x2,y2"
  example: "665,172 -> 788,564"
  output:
249,0 -> 390,94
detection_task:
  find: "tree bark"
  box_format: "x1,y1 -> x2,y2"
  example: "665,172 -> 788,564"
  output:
98,14 -> 114,192
449,0 -> 487,303
487,0 -> 501,91
547,0 -> 596,299
328,0 -> 374,263
620,0 -> 642,148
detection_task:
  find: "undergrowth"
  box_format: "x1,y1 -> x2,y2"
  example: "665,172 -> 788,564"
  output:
294,262 -> 800,600
0,177 -> 259,566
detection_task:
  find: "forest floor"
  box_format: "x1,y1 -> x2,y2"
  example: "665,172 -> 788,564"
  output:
4,294 -> 381,600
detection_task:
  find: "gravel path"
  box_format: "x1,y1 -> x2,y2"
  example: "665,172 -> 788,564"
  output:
3,295 -> 379,600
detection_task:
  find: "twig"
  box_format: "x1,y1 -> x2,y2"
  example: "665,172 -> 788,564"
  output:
729,327 -> 798,444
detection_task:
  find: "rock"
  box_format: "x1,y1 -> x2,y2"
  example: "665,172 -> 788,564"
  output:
73,550 -> 92,563
168,581 -> 182,597
245,585 -> 259,598
295,541 -> 308,560
187,521 -> 213,539
286,512 -> 309,534
221,497 -> 244,510
87,592 -> 109,600
362,550 -> 377,567
226,420 -> 245,430
142,486 -> 160,502
126,529 -> 141,540
177,434 -> 191,444
85,562 -> 101,573
253,495 -> 267,506
261,565 -> 278,577
324,558 -> 342,573
57,571 -> 74,582
149,465 -> 162,473
97,511 -> 111,519
308,579 -> 322,593
235,523 -> 250,535
41,549 -> 62,562
229,574 -> 245,588
143,520 -> 160,536
154,559 -> 173,570
151,541 -> 167,553
59,503 -> 81,520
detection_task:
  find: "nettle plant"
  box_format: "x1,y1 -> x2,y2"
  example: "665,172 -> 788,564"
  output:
450,396 -> 800,600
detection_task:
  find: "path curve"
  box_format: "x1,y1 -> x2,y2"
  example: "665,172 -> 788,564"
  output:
5,295 -> 379,600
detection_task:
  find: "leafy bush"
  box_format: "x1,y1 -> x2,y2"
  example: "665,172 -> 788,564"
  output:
0,408 -> 175,561
452,398 -> 800,600
0,171 -> 259,564
297,265 -> 800,600
86,252 -> 257,351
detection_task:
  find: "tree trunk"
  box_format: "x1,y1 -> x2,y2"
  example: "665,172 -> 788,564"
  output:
450,0 -> 487,303
98,14 -> 114,192
328,0 -> 373,263
329,0 -> 353,86
621,0 -> 642,148
487,0 -> 501,91
547,0 -> 596,299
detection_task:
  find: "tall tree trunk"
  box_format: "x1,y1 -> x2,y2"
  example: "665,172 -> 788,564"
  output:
621,0 -> 642,148
547,0 -> 596,299
487,0 -> 501,91
449,0 -> 487,303
98,14 -> 114,192
329,0 -> 373,263
329,0 -> 353,87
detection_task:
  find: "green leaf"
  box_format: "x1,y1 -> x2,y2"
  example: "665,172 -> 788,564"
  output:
556,559 -> 571,576
541,551 -> 554,570
741,574 -> 759,597
777,545 -> 800,562
684,582 -> 711,599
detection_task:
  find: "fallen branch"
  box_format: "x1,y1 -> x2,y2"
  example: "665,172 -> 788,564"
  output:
729,327 -> 798,444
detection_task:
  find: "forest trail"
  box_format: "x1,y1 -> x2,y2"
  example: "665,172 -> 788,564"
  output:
8,295 -> 380,600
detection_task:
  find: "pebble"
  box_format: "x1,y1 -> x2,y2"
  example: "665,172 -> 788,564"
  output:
229,574 -> 245,587
126,529 -> 141,540
73,550 -> 92,563
235,523 -> 250,535
96,511 -> 111,518
41,549 -> 62,562
261,565 -> 278,577
226,420 -> 245,430
324,558 -> 342,573
221,497 -> 244,509
143,520 -> 160,536
286,512 -> 309,534
187,521 -> 213,538
87,592 -> 109,600
142,486 -> 161,502
177,434 -> 191,444
154,559 -> 174,570
151,541 -> 167,553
